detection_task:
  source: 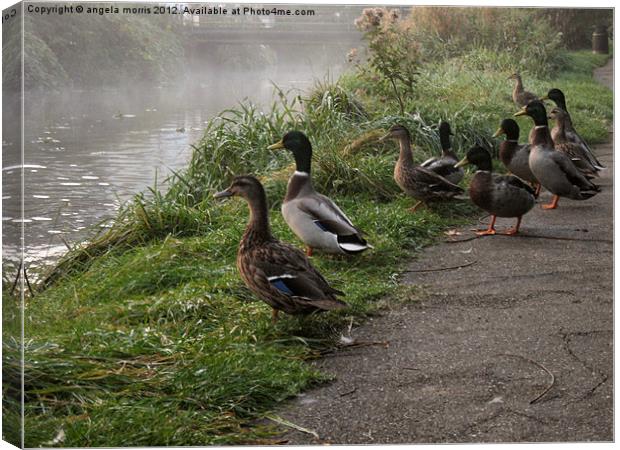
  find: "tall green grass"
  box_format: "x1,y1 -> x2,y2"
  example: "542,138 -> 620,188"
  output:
9,50 -> 611,446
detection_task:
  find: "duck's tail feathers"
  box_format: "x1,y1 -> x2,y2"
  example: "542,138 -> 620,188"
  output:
577,183 -> 600,199
311,298 -> 348,311
578,191 -> 598,200
585,152 -> 605,169
338,234 -> 372,254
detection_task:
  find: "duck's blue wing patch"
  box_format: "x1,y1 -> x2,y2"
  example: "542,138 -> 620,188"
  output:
269,278 -> 294,295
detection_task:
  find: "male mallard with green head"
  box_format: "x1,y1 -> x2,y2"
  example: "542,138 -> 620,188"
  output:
268,131 -> 371,257
214,175 -> 347,323
548,107 -> 600,178
514,101 -> 599,210
508,73 -> 538,107
380,124 -> 463,212
541,88 -> 605,170
455,146 -> 535,235
420,121 -> 464,184
493,118 -> 541,196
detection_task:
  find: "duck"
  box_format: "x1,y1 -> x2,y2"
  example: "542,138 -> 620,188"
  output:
541,88 -> 605,170
267,131 -> 371,257
420,121 -> 464,184
548,107 -> 600,178
514,101 -> 599,210
493,118 -> 541,196
455,146 -> 535,235
380,124 -> 463,212
508,73 -> 538,107
214,175 -> 347,322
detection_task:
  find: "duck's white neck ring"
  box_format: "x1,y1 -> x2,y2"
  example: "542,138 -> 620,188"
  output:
293,171 -> 309,177
534,125 -> 548,129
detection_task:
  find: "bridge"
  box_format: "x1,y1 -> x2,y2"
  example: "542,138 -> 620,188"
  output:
183,20 -> 360,45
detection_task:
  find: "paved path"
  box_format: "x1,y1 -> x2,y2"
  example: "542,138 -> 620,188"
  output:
276,58 -> 613,444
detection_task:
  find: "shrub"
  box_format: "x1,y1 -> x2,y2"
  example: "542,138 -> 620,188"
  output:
354,7 -> 422,114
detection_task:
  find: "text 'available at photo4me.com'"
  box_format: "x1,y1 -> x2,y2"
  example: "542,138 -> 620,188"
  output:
20,3 -> 317,17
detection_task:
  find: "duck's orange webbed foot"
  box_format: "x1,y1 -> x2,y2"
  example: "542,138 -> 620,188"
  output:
306,246 -> 313,257
476,215 -> 497,236
502,217 -> 522,235
541,195 -> 559,210
408,201 -> 424,212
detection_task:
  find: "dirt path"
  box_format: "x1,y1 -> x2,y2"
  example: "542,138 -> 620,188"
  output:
276,58 -> 613,444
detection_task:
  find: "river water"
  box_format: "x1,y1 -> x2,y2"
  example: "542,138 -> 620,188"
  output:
2,18 -> 364,275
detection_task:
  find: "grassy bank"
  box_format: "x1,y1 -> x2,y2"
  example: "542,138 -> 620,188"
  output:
4,48 -> 612,446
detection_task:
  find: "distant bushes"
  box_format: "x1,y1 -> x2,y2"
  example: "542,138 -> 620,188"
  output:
353,7 -> 568,81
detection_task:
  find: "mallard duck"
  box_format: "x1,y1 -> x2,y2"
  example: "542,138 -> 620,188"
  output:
548,107 -> 600,178
455,146 -> 535,235
514,101 -> 599,210
541,88 -> 605,170
493,118 -> 541,196
508,73 -> 538,107
267,131 -> 371,256
420,121 -> 464,184
214,175 -> 347,322
380,124 -> 463,212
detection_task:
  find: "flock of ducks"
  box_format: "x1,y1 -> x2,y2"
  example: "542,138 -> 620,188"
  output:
213,75 -> 604,322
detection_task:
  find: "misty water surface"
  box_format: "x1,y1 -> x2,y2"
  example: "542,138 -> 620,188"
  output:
2,17 -> 364,275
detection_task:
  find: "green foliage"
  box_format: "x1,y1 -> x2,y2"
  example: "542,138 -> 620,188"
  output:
304,80 -> 369,121
354,8 -> 422,113
371,7 -> 568,79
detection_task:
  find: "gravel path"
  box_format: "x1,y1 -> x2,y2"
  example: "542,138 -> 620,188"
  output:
275,58 -> 613,444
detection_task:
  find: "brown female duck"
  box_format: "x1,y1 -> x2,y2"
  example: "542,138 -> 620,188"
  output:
548,107 -> 600,178
455,146 -> 535,235
214,175 -> 346,322
515,101 -> 599,210
541,88 -> 604,170
508,73 -> 538,107
381,124 -> 463,212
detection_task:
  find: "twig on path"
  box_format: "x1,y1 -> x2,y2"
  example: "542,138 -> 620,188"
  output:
340,340 -> 389,350
338,387 -> 357,397
403,260 -> 477,273
445,234 -> 491,244
445,233 -> 612,245
494,353 -> 556,404
320,340 -> 389,356
266,415 -> 319,440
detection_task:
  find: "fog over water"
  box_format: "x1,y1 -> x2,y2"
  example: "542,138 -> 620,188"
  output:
2,6 -> 365,273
